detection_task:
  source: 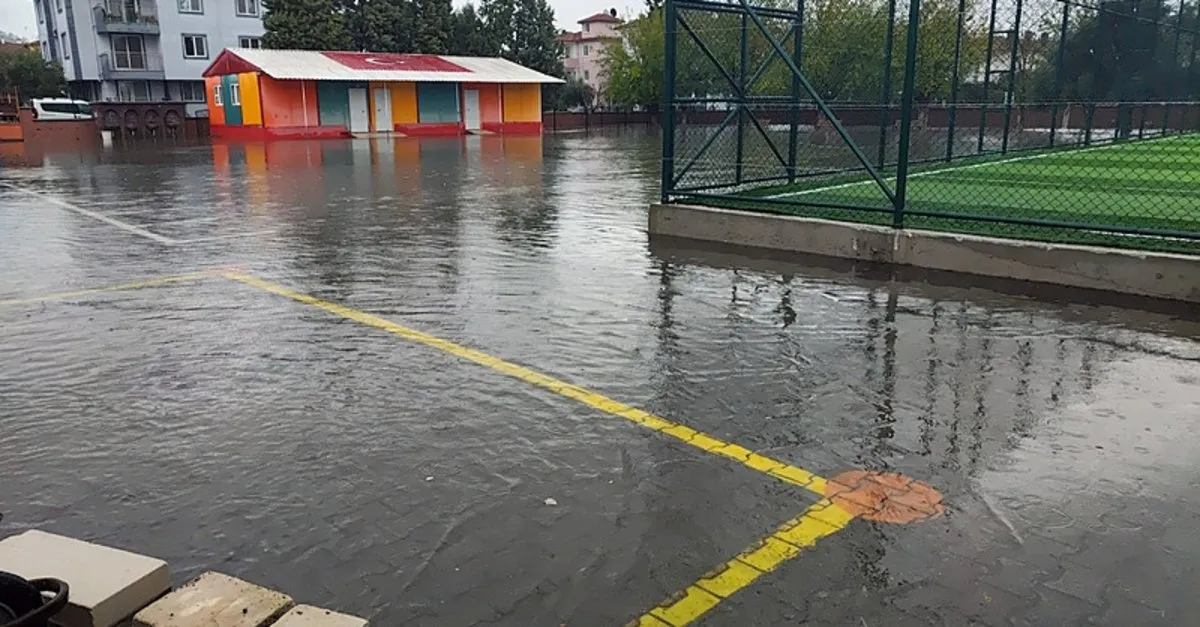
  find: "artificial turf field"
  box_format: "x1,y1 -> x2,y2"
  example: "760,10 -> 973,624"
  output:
721,133 -> 1200,254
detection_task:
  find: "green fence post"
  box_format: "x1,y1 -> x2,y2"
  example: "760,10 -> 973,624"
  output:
1000,0 -> 1023,154
894,0 -> 922,230
1049,2 -> 1069,148
736,12 -> 749,185
661,0 -> 678,203
978,0 -> 1000,154
1165,0 -> 1185,135
946,0 -> 968,161
787,0 -> 804,183
878,0 -> 898,169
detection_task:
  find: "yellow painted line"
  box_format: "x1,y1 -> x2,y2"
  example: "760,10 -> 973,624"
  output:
220,272 -> 829,496
637,499 -> 856,626
0,272 -> 211,307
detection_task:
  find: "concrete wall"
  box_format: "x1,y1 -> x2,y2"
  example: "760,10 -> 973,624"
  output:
648,203 -> 1200,304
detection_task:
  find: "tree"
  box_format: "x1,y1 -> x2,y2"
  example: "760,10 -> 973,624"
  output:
512,0 -> 562,76
601,10 -> 663,109
0,48 -> 66,103
1029,0 -> 1200,102
414,0 -> 454,53
347,0 -> 415,52
263,0 -> 352,50
482,0 -> 561,75
450,5 -> 497,56
546,75 -> 594,110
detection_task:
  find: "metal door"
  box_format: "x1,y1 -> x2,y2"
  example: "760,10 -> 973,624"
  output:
463,89 -> 481,130
347,88 -> 369,133
372,87 -> 391,132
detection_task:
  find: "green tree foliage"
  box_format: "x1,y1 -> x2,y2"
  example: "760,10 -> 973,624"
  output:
483,0 -> 562,76
546,74 -> 595,110
604,0 -> 988,107
450,5 -> 497,56
1029,0 -> 1200,101
346,0 -> 416,52
263,0 -> 352,50
0,48 -> 66,103
414,0 -> 454,53
601,9 -> 663,109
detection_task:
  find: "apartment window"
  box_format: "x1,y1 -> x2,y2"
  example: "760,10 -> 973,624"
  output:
212,83 -> 222,106
182,34 -> 208,59
178,0 -> 202,13
118,80 -> 151,101
583,44 -> 589,56
238,36 -> 261,49
583,22 -> 589,32
178,80 -> 205,101
235,0 -> 258,16
111,34 -> 145,68
60,33 -> 69,59
229,82 -> 240,106
584,70 -> 590,80
56,0 -> 62,12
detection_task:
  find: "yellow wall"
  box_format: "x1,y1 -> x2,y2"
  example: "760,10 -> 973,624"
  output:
390,82 -> 418,126
238,72 -> 263,126
502,84 -> 541,122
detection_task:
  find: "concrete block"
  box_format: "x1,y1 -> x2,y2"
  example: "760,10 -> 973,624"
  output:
273,605 -> 368,627
649,203 -> 1200,303
0,530 -> 171,627
132,572 -> 292,627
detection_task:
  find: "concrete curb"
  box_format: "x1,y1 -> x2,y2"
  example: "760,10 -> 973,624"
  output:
648,203 -> 1200,303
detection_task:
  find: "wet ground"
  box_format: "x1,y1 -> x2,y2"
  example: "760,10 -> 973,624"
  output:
1,131 -> 1199,626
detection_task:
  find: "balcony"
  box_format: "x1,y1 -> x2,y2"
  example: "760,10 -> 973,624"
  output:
93,0 -> 160,34
98,52 -> 165,80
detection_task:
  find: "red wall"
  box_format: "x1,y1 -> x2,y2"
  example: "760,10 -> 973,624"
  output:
260,76 -> 319,128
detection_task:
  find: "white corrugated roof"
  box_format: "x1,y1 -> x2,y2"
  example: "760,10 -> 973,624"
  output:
216,49 -> 564,84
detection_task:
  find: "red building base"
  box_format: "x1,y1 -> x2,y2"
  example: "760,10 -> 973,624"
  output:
211,125 -> 352,140
482,121 -> 543,134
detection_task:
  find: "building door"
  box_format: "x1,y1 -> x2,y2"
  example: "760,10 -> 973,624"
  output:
347,87 -> 369,133
372,87 -> 391,132
463,89 -> 481,130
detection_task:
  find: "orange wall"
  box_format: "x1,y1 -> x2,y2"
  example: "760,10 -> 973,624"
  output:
463,83 -> 502,124
206,76 -> 225,126
502,84 -> 541,122
259,76 -> 319,128
390,82 -> 417,126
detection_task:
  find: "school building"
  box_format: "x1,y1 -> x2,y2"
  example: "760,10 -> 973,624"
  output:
201,49 -> 563,139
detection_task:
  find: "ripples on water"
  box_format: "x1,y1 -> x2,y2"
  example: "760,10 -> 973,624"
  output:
1,131 -> 1199,625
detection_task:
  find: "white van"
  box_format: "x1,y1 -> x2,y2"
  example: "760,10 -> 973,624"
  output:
31,98 -> 94,121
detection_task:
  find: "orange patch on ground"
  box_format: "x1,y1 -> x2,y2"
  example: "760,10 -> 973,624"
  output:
824,470 -> 944,524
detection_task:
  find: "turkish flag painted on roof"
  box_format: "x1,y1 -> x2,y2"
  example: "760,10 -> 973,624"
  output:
322,52 -> 470,72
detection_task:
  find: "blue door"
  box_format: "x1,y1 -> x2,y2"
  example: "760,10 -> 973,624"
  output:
221,75 -> 242,125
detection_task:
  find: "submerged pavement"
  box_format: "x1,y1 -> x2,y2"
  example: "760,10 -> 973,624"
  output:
1,133 -> 1198,626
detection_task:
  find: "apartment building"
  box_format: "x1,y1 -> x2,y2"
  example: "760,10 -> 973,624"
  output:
557,10 -> 622,105
32,0 -> 265,103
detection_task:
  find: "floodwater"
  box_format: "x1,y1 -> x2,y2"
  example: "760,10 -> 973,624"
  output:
1,131 -> 1199,626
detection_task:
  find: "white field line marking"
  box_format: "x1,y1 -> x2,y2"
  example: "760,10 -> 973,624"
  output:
917,173 -> 1200,197
763,136 -> 1185,200
2,183 -> 178,244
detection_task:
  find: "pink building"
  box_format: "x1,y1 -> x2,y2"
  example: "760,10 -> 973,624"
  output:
557,11 -> 623,106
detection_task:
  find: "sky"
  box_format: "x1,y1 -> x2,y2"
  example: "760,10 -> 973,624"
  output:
0,0 -> 639,44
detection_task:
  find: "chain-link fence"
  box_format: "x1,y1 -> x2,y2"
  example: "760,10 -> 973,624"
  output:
661,0 -> 1200,254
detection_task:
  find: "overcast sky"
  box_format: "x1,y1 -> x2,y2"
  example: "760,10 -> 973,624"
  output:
0,0 -> 639,43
